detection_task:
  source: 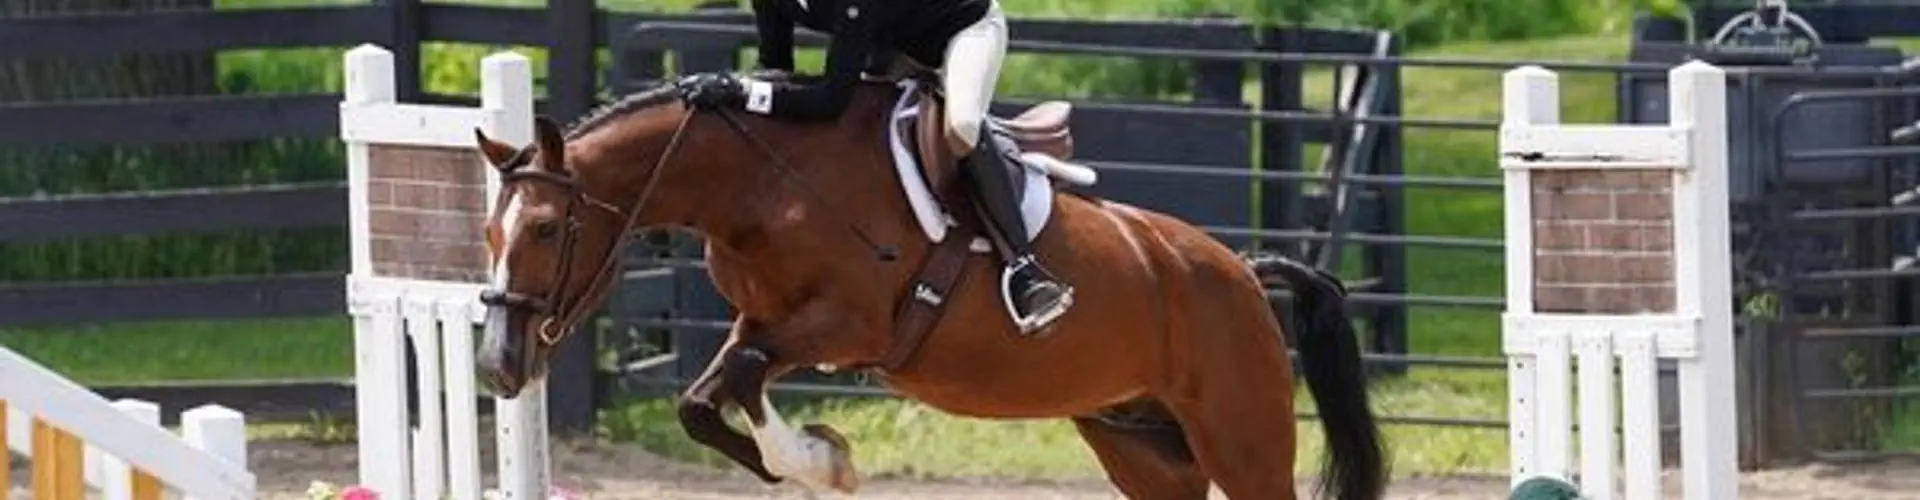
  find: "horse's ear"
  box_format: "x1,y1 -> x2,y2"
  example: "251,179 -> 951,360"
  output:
532,116 -> 566,173
473,128 -> 518,168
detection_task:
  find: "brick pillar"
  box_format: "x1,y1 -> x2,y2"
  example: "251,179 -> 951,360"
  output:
1530,170 -> 1676,314
366,144 -> 491,282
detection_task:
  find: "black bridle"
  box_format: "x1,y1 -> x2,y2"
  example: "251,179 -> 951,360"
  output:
478,96 -> 898,348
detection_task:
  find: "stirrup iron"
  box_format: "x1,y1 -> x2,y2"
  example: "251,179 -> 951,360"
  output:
998,257 -> 1074,334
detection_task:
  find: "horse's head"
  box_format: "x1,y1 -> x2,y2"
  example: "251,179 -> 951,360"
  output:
471,115 -> 637,398
466,76 -> 897,397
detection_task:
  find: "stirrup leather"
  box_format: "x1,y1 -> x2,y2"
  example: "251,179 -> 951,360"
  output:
998,257 -> 1074,334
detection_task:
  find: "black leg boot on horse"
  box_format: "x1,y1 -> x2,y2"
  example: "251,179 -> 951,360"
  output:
960,123 -> 1075,334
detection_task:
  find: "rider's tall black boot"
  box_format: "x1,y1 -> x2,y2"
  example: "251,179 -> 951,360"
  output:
961,125 -> 1074,333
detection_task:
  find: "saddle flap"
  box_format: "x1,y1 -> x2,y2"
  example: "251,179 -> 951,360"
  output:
913,88 -> 960,197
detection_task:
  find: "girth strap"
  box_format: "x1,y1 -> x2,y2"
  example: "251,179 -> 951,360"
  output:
879,195 -> 979,371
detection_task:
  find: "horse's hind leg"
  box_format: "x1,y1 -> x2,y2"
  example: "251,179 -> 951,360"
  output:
1071,408 -> 1211,500
1165,383 -> 1300,500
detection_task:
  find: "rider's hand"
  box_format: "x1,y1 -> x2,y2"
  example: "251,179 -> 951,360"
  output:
677,73 -> 746,110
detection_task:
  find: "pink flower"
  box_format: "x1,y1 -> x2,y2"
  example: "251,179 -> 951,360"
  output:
548,486 -> 584,500
339,485 -> 381,500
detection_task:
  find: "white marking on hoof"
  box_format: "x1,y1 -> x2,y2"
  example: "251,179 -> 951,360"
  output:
747,395 -> 858,494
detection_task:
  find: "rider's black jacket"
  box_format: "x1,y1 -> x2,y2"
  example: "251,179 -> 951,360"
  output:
748,0 -> 989,120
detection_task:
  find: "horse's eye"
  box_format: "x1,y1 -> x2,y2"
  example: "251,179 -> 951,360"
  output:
533,221 -> 561,243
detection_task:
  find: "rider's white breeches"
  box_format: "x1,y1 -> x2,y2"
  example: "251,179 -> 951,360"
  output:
940,0 -> 1007,151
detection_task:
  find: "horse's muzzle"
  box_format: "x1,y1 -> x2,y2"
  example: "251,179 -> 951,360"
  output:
477,294 -> 541,399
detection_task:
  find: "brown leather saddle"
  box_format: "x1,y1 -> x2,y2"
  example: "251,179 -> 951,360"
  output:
900,81 -> 1076,202
873,76 -> 1079,371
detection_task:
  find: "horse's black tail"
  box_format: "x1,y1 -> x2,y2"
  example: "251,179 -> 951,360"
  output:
1245,251 -> 1387,500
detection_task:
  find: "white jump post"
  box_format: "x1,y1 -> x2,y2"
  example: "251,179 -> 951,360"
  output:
1499,61 -> 1739,500
340,43 -> 551,500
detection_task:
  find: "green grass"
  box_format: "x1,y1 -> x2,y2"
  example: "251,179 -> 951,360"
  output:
0,317 -> 351,384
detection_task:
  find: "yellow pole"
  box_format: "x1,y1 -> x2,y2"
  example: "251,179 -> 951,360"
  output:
131,467 -> 162,500
0,400 -> 10,495
31,419 -> 84,500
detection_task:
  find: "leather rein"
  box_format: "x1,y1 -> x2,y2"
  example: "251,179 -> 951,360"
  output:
479,98 -> 896,349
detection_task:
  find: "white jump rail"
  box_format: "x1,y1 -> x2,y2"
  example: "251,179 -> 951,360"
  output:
1499,60 -> 1740,500
1,348 -> 253,499
340,43 -> 550,500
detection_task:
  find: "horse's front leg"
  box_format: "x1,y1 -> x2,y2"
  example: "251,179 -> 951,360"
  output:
727,345 -> 860,494
676,342 -> 783,483
676,321 -> 860,494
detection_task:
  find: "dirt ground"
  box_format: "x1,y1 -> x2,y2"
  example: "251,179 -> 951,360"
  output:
234,438 -> 1920,500
15,438 -> 1920,499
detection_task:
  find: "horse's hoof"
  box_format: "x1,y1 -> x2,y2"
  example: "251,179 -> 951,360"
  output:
801,423 -> 859,494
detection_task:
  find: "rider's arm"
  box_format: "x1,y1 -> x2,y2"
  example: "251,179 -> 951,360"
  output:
743,0 -> 872,120
750,0 -> 795,72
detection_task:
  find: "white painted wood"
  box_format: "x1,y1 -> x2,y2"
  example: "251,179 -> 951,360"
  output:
481,50 -> 535,208
0,349 -> 255,499
480,49 -> 552,500
350,289 -> 412,500
1620,332 -> 1663,500
1497,61 -> 1739,500
495,380 -> 552,500
439,297 -> 486,500
1500,125 -> 1692,170
342,45 -> 392,278
96,399 -> 161,499
1504,313 -> 1700,358
182,404 -> 250,500
1575,331 -> 1616,500
338,45 -> 550,500
340,104 -> 500,149
351,275 -> 488,303
1500,65 -> 1556,316
344,44 -> 396,106
1500,65 -> 1554,486
1507,354 -> 1538,484
1668,60 -> 1741,500
1535,330 -> 1573,482
405,296 -> 448,500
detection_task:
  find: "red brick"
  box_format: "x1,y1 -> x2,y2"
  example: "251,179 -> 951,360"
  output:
1616,256 -> 1673,284
1534,285 -> 1591,313
1535,192 -> 1612,221
1614,193 -> 1672,220
369,209 -> 417,236
442,185 -> 487,213
1533,223 -> 1586,251
1535,254 -> 1578,283
1589,286 -> 1676,314
1588,224 -> 1672,252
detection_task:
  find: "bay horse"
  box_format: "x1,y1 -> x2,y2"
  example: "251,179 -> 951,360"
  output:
471,71 -> 1386,499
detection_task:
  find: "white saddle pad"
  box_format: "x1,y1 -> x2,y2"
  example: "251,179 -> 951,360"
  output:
886,80 -> 1057,245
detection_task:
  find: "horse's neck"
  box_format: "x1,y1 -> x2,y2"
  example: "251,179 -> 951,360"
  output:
688,104 -> 920,312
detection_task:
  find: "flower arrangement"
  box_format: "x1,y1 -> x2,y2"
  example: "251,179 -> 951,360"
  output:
305,481 -> 585,500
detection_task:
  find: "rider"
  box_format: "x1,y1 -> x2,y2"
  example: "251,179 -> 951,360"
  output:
677,0 -> 1074,333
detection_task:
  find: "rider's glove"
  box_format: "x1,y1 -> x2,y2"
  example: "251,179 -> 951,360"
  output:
676,73 -> 747,110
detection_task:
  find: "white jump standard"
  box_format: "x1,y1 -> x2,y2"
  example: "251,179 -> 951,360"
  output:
1499,61 -> 1740,500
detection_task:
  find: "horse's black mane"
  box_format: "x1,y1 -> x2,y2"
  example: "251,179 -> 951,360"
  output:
562,70 -> 911,140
